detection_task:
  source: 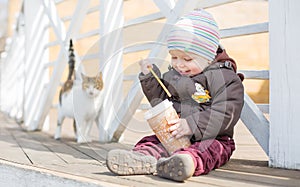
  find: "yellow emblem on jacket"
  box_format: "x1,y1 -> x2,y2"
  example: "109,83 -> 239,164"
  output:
191,83 -> 211,103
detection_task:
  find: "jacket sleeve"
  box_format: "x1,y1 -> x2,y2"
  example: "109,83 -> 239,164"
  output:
139,64 -> 168,106
185,68 -> 244,141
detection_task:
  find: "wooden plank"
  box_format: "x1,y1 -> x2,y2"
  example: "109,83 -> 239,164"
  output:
1,117 -> 155,186
79,53 -> 99,61
76,29 -> 99,40
44,40 -> 60,48
44,61 -> 56,68
0,159 -> 122,187
86,5 -> 100,15
123,74 -> 138,81
9,128 -> 67,166
124,12 -> 164,28
60,141 -> 132,164
220,22 -> 268,39
238,70 -> 269,80
269,0 -> 300,169
61,5 -> 100,22
123,75 -> 137,81
62,141 -> 106,163
256,104 -> 269,114
2,113 -> 300,186
208,165 -> 300,187
28,132 -> 101,165
240,94 -> 269,156
0,119 -> 31,164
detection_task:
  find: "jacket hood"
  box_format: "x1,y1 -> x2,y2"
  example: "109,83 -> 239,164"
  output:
212,46 -> 244,81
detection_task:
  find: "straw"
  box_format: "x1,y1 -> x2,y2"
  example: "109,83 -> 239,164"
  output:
148,66 -> 172,97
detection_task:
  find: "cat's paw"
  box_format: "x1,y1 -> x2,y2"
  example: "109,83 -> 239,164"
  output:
54,127 -> 62,140
54,134 -> 61,140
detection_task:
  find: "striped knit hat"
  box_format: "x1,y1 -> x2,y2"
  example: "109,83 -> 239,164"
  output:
167,9 -> 220,61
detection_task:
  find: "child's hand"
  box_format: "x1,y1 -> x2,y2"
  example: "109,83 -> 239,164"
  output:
168,119 -> 192,139
139,59 -> 153,75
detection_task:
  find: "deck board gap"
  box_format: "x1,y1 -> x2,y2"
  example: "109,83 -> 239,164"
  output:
11,132 -> 34,164
63,142 -> 105,164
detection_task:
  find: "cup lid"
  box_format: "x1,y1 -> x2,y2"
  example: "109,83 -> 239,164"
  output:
144,99 -> 173,120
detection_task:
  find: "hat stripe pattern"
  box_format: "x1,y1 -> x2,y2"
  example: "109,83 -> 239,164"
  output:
172,24 -> 219,46
167,9 -> 220,61
188,12 -> 218,27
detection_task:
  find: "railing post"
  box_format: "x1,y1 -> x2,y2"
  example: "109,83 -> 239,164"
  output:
23,0 -> 49,130
0,8 -> 26,122
269,0 -> 300,169
98,0 -> 124,142
14,12 -> 26,123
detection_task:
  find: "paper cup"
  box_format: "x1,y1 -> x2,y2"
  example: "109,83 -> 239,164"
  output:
144,99 -> 191,155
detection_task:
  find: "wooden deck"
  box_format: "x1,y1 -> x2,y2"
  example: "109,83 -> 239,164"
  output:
0,112 -> 299,187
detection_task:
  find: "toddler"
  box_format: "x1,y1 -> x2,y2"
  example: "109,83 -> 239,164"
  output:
106,9 -> 244,182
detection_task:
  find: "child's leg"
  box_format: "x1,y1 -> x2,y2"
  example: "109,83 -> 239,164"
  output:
133,135 -> 169,159
156,136 -> 235,181
176,136 -> 235,176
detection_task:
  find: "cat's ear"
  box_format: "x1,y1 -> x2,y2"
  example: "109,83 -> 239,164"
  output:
97,72 -> 102,78
96,72 -> 103,81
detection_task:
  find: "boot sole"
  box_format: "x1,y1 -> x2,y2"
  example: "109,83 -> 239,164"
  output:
106,149 -> 157,175
157,154 -> 194,182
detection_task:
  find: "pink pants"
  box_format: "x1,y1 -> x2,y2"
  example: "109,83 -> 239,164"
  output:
133,135 -> 235,176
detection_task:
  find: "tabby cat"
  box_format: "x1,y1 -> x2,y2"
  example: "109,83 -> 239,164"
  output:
54,39 -> 104,143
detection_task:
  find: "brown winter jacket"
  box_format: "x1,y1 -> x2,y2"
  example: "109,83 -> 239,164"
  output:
139,52 -> 244,142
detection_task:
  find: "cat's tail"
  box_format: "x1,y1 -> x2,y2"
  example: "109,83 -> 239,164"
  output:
59,39 -> 75,106
67,39 -> 75,81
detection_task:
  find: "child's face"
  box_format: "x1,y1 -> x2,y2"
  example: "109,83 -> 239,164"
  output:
169,50 -> 210,76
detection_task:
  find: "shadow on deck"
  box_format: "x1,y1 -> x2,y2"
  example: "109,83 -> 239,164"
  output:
0,112 -> 299,187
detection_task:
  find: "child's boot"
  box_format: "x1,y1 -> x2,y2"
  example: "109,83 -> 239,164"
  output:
157,154 -> 195,182
106,149 -> 157,175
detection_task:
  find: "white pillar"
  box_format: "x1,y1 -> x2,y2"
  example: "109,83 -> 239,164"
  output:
24,0 -> 49,129
98,0 -> 124,142
269,0 -> 300,169
14,12 -> 26,123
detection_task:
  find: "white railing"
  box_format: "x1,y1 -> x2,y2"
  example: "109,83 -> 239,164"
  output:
0,11 -> 25,123
0,0 -> 92,130
0,0 -> 269,156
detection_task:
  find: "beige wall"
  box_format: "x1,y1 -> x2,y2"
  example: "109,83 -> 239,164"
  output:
7,0 -> 22,37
